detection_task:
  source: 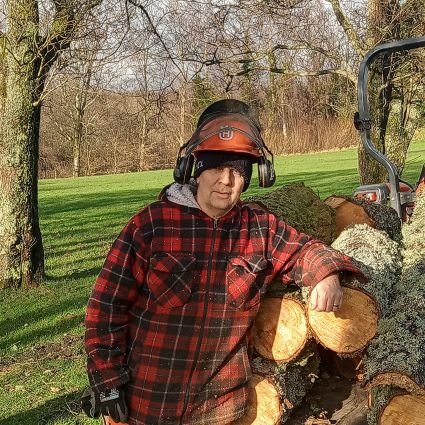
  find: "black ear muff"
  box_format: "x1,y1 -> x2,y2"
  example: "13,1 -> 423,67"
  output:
258,157 -> 276,188
173,155 -> 194,185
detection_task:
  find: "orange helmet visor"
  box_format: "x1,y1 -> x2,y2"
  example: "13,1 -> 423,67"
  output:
191,114 -> 263,158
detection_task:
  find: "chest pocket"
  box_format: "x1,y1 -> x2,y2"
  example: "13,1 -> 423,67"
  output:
226,255 -> 269,310
147,253 -> 196,308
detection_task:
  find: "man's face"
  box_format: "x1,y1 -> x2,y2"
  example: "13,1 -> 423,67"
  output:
196,166 -> 245,218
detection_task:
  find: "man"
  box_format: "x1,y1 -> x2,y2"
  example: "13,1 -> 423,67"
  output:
83,99 -> 363,425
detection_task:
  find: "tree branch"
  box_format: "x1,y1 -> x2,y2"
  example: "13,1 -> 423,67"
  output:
326,0 -> 367,56
33,1 -> 102,103
234,65 -> 357,84
126,0 -> 185,77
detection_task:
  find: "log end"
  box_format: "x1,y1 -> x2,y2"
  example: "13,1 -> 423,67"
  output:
231,374 -> 282,425
253,297 -> 308,362
379,393 -> 425,424
307,287 -> 379,355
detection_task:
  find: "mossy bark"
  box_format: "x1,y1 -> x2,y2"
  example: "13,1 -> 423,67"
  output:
331,224 -> 402,317
246,182 -> 336,244
367,385 -> 407,425
0,1 -> 44,288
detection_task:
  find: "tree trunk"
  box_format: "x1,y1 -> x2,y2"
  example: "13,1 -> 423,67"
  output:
359,0 -> 420,185
0,35 -> 6,119
72,105 -> 84,177
0,4 -> 44,287
138,112 -> 147,172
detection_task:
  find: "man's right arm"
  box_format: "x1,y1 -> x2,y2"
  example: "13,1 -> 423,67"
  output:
84,218 -> 147,392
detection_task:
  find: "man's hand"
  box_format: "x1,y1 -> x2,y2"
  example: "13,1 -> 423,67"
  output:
81,386 -> 128,423
309,273 -> 343,312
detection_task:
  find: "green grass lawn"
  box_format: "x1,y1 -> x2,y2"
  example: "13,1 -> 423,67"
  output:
0,140 -> 424,424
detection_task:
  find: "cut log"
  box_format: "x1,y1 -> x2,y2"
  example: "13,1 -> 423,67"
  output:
306,224 -> 401,356
232,374 -> 282,425
307,286 -> 378,356
253,296 -> 308,362
245,182 -> 336,244
379,393 -> 425,424
368,386 -> 425,425
324,195 -> 401,242
233,346 -> 320,424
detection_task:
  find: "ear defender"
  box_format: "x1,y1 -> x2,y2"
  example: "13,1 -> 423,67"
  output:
258,157 -> 276,188
174,148 -> 276,188
173,154 -> 194,185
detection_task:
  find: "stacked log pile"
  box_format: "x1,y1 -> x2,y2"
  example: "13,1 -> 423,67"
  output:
364,190 -> 425,424
237,183 -> 424,425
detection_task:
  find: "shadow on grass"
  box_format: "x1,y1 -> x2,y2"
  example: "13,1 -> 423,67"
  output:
0,307 -> 86,353
0,390 -> 88,425
45,266 -> 100,282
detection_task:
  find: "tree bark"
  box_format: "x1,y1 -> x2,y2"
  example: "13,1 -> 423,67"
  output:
368,386 -> 425,425
0,0 -> 101,287
358,0 -> 422,185
0,1 -> 44,288
331,224 -> 402,318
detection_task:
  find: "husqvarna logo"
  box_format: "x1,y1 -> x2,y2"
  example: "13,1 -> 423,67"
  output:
218,127 -> 233,140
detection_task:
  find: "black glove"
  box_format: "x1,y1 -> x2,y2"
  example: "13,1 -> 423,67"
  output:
81,386 -> 128,423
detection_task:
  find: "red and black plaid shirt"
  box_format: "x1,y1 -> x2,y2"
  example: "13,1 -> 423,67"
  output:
85,194 -> 362,425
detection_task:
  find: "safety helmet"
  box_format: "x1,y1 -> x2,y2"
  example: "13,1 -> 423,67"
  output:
192,113 -> 263,158
173,99 -> 275,188
197,99 -> 262,131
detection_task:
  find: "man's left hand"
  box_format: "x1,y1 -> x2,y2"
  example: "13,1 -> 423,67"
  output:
309,273 -> 343,312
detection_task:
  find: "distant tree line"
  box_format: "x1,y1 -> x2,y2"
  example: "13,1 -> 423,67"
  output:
39,74 -> 359,178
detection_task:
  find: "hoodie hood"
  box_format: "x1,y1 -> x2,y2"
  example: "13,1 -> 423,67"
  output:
165,180 -> 200,210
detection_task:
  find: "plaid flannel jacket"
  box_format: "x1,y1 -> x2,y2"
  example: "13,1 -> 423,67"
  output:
85,193 -> 362,425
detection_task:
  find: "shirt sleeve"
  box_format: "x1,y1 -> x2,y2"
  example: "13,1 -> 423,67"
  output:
268,214 -> 365,287
84,218 -> 147,391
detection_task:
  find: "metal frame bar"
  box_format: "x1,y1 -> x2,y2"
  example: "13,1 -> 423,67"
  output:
356,36 -> 425,218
